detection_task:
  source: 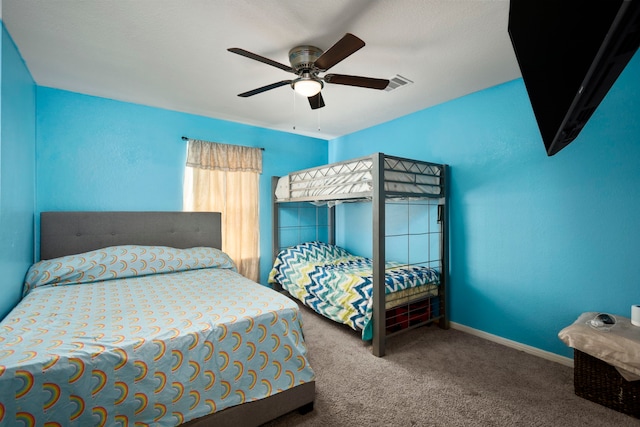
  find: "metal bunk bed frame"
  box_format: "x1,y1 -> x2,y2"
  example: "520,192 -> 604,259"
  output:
271,152 -> 449,356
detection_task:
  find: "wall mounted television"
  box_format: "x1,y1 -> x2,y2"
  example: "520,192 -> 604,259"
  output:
508,0 -> 640,156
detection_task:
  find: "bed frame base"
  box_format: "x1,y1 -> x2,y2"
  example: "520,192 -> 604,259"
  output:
182,382 -> 315,427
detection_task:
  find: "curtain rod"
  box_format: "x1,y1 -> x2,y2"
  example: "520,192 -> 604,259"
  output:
181,136 -> 265,151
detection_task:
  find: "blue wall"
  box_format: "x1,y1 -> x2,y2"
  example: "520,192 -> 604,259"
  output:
36,88 -> 327,285
329,52 -> 640,357
0,22 -> 36,320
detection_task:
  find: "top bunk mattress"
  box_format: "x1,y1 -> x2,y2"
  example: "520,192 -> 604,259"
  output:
275,153 -> 444,203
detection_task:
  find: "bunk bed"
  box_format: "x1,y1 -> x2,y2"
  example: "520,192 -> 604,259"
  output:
0,212 -> 315,427
269,153 -> 449,357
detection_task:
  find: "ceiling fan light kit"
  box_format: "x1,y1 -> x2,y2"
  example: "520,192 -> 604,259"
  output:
228,33 -> 389,110
293,78 -> 323,97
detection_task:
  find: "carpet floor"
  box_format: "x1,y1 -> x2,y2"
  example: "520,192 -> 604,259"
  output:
265,304 -> 640,427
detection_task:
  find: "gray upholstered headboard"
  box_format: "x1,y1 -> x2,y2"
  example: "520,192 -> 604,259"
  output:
40,211 -> 222,260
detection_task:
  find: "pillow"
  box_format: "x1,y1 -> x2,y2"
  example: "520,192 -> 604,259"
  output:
23,245 -> 236,295
282,241 -> 352,263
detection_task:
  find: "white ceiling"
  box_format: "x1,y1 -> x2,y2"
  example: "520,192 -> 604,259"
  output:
2,0 -> 522,140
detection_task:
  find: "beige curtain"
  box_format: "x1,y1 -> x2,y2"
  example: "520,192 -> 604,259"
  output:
183,139 -> 262,281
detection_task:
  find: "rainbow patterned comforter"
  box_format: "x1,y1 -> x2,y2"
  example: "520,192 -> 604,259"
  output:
268,241 -> 439,340
0,246 -> 315,427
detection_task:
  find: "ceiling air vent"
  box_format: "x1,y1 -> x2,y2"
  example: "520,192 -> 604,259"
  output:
384,74 -> 413,91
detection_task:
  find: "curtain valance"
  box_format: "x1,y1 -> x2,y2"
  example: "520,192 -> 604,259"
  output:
186,139 -> 262,173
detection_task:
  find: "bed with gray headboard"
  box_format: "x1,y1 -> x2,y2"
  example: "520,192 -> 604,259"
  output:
0,211 -> 315,427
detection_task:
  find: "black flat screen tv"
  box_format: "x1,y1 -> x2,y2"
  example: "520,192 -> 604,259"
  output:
508,0 -> 640,156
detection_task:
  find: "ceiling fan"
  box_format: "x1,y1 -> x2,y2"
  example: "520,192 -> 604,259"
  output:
228,33 -> 389,110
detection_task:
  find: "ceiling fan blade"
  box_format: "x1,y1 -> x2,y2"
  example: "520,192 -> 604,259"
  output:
314,33 -> 365,71
308,92 -> 325,110
237,80 -> 292,97
324,74 -> 389,90
228,48 -> 295,73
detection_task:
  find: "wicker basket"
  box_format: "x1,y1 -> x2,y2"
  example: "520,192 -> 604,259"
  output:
574,349 -> 640,418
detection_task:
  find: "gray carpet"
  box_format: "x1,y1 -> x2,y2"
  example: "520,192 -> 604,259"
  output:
266,305 -> 640,427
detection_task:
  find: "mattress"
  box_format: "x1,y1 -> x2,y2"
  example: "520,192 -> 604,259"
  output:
268,241 -> 439,341
0,246 -> 315,427
275,154 -> 443,202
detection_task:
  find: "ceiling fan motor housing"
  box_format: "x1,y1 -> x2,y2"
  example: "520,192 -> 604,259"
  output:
289,45 -> 323,72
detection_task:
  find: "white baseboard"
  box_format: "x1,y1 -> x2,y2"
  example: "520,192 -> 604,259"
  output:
450,322 -> 574,368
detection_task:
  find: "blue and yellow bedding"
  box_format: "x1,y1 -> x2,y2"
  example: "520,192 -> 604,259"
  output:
0,246 -> 315,427
268,241 -> 439,340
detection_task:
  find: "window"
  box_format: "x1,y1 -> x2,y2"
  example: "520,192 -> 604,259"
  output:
183,139 -> 262,281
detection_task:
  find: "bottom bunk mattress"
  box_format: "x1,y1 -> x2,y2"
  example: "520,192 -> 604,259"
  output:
268,241 -> 439,340
0,245 -> 315,427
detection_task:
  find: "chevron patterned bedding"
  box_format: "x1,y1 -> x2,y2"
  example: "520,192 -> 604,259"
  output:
268,241 -> 439,340
0,246 -> 315,427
